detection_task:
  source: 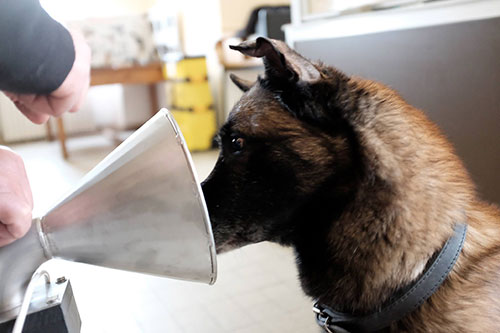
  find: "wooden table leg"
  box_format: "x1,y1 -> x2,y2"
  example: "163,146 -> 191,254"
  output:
56,117 -> 69,159
149,83 -> 159,117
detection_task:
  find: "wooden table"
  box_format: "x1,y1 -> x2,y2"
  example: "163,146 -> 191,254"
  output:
50,63 -> 165,159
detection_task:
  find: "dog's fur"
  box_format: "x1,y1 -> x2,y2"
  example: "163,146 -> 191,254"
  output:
201,38 -> 500,332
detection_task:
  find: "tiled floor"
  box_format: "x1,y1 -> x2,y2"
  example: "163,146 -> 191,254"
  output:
11,135 -> 319,332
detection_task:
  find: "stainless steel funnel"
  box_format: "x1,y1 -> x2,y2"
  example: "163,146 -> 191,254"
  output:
0,109 -> 217,316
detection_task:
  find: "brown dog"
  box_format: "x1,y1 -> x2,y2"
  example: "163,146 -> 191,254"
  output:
201,37 -> 500,332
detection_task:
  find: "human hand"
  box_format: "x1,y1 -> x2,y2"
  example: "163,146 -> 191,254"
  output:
0,147 -> 33,247
4,30 -> 91,124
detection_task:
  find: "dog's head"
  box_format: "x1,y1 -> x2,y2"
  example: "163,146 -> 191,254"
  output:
202,38 -> 359,253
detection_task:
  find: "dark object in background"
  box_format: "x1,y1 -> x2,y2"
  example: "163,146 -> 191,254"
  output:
0,279 -> 80,333
236,6 -> 291,41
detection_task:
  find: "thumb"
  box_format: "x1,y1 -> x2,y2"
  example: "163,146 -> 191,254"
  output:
0,195 -> 33,246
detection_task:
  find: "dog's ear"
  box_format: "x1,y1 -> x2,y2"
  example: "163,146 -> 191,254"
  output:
230,37 -> 321,83
229,73 -> 254,92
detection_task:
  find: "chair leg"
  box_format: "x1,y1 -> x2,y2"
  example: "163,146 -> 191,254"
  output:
45,120 -> 54,141
56,117 -> 69,159
149,83 -> 159,117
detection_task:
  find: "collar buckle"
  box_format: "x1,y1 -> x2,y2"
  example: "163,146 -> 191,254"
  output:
313,303 -> 352,333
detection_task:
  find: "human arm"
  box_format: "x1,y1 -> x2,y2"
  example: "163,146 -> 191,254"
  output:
0,0 -> 91,123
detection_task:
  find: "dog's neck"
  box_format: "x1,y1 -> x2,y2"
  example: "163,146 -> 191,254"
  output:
291,77 -> 473,314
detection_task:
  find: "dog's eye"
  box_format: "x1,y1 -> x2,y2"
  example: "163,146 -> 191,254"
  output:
231,137 -> 245,152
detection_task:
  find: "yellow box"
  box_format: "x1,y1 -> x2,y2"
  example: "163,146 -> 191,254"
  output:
171,110 -> 216,151
172,81 -> 213,110
164,57 -> 207,82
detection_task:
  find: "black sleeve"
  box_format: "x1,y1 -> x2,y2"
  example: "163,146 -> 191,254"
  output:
0,0 -> 75,94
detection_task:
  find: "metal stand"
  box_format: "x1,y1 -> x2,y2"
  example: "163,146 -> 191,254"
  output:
0,278 -> 80,333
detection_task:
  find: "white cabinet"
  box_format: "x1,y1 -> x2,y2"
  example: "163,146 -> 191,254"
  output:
284,0 -> 500,204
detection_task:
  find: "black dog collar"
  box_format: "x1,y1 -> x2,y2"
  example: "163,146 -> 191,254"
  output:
314,223 -> 467,333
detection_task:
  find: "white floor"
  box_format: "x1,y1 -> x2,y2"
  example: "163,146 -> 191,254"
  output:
11,135 -> 319,333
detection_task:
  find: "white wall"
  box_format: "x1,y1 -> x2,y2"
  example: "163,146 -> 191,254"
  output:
178,0 -> 223,56
219,0 -> 290,34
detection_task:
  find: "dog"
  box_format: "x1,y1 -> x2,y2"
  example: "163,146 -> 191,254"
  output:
201,37 -> 500,332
